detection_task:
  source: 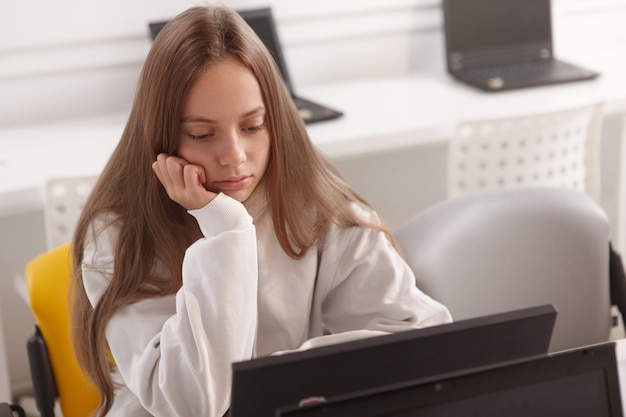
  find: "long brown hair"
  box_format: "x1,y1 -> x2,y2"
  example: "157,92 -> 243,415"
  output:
71,6 -> 393,416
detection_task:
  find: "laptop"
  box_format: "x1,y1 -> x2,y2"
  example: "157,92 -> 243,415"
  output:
149,8 -> 343,124
236,8 -> 343,124
442,0 -> 599,92
278,342 -> 623,417
230,305 -> 557,417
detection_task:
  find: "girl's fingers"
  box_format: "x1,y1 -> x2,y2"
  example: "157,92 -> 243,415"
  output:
183,164 -> 206,188
153,153 -> 187,187
153,153 -> 214,209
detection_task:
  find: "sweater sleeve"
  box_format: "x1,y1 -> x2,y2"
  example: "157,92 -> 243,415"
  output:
81,193 -> 258,417
318,211 -> 452,335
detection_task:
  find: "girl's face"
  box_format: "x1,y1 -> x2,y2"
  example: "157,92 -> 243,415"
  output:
177,57 -> 271,203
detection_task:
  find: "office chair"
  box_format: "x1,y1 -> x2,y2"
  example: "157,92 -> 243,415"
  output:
14,175 -> 98,303
44,176 -> 98,250
395,187 -> 614,352
447,102 -> 603,202
0,403 -> 25,417
25,243 -> 99,417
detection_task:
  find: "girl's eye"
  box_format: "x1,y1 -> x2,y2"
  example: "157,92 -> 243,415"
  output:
243,123 -> 264,133
188,133 -> 212,141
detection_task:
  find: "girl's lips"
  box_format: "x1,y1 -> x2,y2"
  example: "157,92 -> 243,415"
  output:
214,175 -> 252,190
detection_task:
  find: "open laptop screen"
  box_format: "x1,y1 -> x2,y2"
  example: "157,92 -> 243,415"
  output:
149,7 -> 293,93
149,8 -> 344,124
148,9 -> 292,92
230,305 -> 556,417
443,0 -> 555,72
236,8 -> 294,93
278,342 -> 623,417
444,0 -> 552,54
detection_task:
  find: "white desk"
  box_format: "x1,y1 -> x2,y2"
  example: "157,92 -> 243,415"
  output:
3,48 -> 626,210
303,72 -> 610,159
0,73 -> 623,212
6,54 -> 625,246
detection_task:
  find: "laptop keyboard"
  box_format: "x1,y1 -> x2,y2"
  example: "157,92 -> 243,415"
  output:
466,60 -> 559,80
292,95 -> 343,124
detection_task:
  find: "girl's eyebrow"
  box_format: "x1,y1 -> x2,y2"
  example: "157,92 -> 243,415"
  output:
181,106 -> 266,124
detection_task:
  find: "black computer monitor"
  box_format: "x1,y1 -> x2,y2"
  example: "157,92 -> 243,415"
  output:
277,342 -> 623,417
230,304 -> 557,417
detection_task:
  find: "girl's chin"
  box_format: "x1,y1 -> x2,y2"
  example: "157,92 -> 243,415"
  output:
221,189 -> 253,203
205,182 -> 260,203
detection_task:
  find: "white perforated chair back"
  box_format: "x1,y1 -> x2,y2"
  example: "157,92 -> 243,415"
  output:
44,175 -> 98,249
448,103 -> 603,201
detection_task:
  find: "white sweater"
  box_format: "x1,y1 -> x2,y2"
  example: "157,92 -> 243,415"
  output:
81,193 -> 451,416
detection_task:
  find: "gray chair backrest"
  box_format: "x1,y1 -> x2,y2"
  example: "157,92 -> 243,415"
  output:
394,187 -> 611,352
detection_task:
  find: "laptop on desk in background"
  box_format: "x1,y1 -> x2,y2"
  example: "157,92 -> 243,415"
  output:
442,0 -> 599,92
237,7 -> 344,124
149,7 -> 343,125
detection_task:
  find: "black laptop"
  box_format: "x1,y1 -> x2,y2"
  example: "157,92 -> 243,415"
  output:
230,305 -> 557,417
236,7 -> 343,124
442,0 -> 599,92
278,342 -> 623,417
149,8 -> 343,124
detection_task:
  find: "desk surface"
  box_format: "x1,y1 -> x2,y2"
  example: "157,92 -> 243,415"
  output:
306,47 -> 626,155
1,47 -> 625,217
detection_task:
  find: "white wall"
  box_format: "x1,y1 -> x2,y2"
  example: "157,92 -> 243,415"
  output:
3,0 -> 626,128
1,0 -> 626,399
0,0 -> 442,128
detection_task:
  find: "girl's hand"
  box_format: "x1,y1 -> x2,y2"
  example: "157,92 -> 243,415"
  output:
152,153 -> 217,210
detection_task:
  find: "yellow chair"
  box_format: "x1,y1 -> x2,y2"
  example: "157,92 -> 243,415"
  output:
25,243 -> 99,417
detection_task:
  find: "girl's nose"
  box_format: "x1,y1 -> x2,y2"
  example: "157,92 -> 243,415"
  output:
219,130 -> 246,166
